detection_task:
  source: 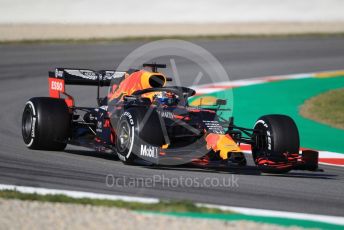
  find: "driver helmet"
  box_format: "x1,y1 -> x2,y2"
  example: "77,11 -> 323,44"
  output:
153,91 -> 179,106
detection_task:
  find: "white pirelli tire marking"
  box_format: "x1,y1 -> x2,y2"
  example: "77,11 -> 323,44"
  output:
25,101 -> 36,147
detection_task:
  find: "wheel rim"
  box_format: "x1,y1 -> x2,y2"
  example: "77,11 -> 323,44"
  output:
22,107 -> 33,141
252,123 -> 268,159
117,120 -> 131,153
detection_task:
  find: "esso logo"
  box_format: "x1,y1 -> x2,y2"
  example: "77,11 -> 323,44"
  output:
51,81 -> 63,91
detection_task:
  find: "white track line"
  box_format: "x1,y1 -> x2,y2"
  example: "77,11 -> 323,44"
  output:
0,184 -> 158,204
0,184 -> 343,226
198,204 -> 344,226
318,151 -> 344,158
318,162 -> 344,168
192,69 -> 344,94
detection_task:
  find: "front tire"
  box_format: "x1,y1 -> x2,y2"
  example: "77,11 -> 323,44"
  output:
115,108 -> 164,164
22,97 -> 70,150
116,113 -> 136,163
252,114 -> 300,172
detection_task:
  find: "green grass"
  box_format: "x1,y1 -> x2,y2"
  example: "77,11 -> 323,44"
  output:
0,190 -> 233,214
1,33 -> 344,45
300,88 -> 344,129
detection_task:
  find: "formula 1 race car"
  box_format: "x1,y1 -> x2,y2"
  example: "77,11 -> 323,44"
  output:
22,63 -> 319,173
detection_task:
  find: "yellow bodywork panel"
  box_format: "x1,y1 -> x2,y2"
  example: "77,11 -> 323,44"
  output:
205,133 -> 242,160
189,96 -> 218,107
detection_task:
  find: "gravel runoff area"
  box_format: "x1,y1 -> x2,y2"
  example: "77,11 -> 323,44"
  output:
1,23 -> 344,42
0,198 -> 301,230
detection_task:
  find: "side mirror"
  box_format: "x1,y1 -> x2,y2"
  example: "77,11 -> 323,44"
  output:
216,99 -> 227,106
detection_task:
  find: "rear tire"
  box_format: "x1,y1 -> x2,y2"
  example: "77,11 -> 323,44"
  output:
252,114 -> 299,168
22,97 -> 70,151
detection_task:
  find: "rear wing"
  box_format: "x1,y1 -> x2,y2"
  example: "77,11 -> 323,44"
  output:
49,68 -> 125,86
48,68 -> 126,107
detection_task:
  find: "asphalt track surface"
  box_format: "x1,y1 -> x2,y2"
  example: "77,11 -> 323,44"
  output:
0,37 -> 344,216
